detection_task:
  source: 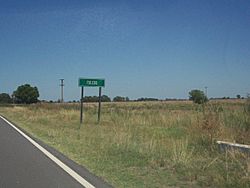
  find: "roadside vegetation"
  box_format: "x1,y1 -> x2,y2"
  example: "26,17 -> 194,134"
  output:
0,100 -> 249,187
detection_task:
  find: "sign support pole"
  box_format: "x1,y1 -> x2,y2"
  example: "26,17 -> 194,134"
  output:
80,86 -> 84,124
78,78 -> 105,124
98,87 -> 102,123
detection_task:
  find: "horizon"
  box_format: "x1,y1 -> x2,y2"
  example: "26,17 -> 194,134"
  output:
0,0 -> 249,101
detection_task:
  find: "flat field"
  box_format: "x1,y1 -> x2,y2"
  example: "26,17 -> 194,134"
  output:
0,100 -> 249,187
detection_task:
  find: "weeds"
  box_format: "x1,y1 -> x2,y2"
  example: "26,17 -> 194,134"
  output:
171,139 -> 193,166
0,100 -> 249,187
201,104 -> 222,144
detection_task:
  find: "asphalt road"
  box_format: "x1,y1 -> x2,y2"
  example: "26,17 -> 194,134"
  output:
0,116 -> 112,188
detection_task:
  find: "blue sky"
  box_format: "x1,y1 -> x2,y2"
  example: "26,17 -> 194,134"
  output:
0,0 -> 249,101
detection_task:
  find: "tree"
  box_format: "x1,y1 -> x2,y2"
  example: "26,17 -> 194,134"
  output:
189,89 -> 208,104
83,95 -> 111,102
0,93 -> 12,104
236,94 -> 241,99
83,96 -> 98,102
101,95 -> 111,102
137,97 -> 158,101
13,84 -> 39,104
113,96 -> 126,102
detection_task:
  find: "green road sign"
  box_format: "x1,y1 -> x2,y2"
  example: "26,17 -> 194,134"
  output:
79,78 -> 105,124
78,78 -> 105,87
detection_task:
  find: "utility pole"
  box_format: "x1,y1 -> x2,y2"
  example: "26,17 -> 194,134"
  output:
60,79 -> 64,103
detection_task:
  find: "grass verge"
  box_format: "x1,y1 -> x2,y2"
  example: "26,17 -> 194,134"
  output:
0,101 -> 249,187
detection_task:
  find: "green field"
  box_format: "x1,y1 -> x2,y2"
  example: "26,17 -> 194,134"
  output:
0,100 -> 249,187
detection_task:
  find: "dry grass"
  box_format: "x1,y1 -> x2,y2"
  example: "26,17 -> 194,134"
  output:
0,100 -> 249,187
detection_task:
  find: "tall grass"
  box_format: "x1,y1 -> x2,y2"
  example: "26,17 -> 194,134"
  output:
0,100 -> 249,187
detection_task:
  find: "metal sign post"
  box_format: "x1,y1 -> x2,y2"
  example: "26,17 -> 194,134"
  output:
78,78 -> 105,124
98,87 -> 102,123
80,86 -> 84,124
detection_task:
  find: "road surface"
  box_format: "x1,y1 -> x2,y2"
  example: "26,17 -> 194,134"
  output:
0,116 -> 112,188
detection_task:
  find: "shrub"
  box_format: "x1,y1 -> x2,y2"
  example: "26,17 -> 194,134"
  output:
189,89 -> 208,104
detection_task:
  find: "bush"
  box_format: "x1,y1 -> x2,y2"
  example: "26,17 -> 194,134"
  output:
189,89 -> 208,104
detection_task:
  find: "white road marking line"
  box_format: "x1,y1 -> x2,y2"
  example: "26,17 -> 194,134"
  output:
0,116 -> 95,188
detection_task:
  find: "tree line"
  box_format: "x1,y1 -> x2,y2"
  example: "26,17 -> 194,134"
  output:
0,83 -> 246,104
